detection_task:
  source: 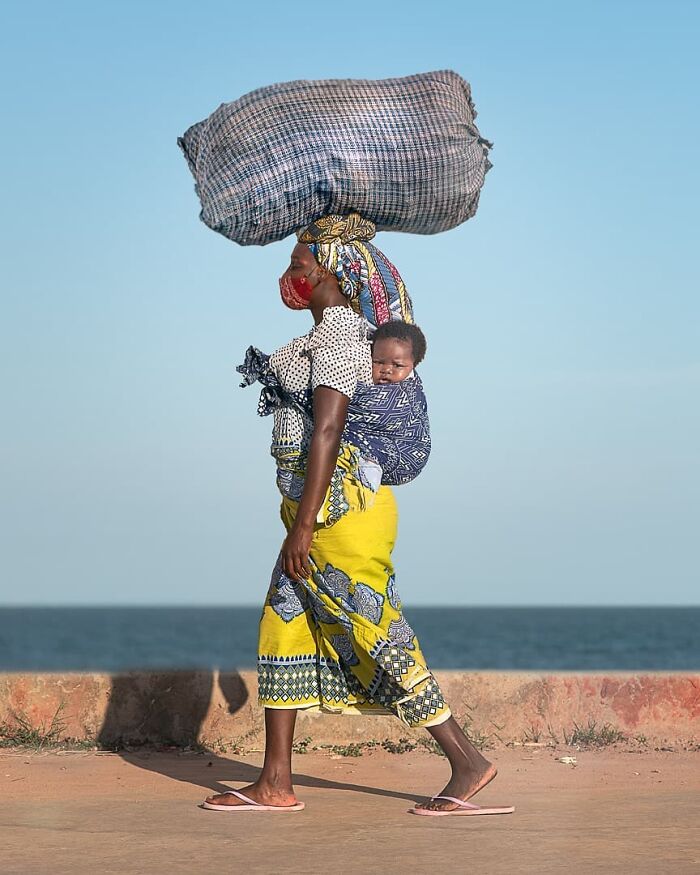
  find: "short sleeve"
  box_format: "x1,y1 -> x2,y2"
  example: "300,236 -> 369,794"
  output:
310,346 -> 359,397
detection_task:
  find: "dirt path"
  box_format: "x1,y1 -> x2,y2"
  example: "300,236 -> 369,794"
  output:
3,746 -> 699,874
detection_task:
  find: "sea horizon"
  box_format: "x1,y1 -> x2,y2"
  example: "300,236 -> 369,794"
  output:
2,606 -> 699,672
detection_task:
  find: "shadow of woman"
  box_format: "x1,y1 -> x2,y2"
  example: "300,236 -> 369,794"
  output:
97,671 -> 423,804
97,670 -> 225,748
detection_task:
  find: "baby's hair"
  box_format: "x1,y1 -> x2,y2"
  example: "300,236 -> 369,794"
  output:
371,321 -> 427,366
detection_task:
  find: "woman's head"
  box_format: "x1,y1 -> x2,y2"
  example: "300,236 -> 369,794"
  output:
371,321 -> 427,384
295,213 -> 414,329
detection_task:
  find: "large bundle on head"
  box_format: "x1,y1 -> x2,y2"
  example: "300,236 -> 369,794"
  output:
178,70 -> 492,247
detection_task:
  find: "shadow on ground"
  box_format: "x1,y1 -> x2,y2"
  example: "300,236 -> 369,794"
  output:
97,671 -> 422,804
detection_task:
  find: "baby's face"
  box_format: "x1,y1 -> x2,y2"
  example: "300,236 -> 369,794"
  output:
372,338 -> 415,384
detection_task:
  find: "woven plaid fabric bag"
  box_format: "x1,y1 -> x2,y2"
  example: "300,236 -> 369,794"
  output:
178,70 -> 492,247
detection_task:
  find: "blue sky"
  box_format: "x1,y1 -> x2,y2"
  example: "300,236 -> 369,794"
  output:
1,0 -> 698,605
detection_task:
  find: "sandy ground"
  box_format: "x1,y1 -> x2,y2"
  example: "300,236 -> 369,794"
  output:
2,745 -> 699,874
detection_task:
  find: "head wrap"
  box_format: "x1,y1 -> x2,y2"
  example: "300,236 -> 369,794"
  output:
297,213 -> 414,329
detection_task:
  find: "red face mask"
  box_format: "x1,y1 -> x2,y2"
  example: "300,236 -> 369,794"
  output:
279,270 -> 316,310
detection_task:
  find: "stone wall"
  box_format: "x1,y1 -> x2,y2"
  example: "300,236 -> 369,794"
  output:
1,672 -> 698,748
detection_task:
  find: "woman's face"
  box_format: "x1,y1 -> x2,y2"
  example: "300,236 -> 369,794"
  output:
279,242 -> 345,315
278,243 -> 327,310
288,243 -> 319,277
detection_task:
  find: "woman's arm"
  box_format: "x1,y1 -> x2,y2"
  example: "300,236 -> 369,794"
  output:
281,386 -> 349,579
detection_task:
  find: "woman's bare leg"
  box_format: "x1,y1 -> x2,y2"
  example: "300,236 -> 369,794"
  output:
415,715 -> 497,811
204,708 -> 299,807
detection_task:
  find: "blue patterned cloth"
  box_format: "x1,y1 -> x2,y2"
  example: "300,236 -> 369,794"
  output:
237,347 -> 431,486
178,70 -> 492,246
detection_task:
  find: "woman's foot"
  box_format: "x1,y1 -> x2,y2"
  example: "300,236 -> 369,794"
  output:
204,780 -> 299,809
415,761 -> 498,812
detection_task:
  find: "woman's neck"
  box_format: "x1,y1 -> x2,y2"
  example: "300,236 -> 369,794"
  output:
310,284 -> 350,324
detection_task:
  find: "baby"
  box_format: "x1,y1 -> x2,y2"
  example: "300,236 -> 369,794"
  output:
371,321 -> 427,384
238,320 -> 430,487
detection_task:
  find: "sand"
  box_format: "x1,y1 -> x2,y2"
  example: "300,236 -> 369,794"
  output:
3,745 -> 699,874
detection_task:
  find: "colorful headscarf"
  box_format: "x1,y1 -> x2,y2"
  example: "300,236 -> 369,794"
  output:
297,213 -> 414,329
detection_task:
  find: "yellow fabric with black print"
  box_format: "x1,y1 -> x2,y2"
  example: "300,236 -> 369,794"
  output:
258,485 -> 451,729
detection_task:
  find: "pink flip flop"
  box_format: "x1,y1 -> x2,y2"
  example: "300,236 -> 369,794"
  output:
409,795 -> 515,817
201,789 -> 305,812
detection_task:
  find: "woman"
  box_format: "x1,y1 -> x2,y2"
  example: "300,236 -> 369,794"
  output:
204,215 -> 502,815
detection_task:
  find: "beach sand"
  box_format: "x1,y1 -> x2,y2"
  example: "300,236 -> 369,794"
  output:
3,745 -> 699,873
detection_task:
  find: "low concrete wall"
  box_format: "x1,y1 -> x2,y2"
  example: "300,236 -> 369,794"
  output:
1,672 -> 699,748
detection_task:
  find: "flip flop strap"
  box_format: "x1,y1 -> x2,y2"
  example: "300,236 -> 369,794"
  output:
431,795 -> 480,809
222,789 -> 260,807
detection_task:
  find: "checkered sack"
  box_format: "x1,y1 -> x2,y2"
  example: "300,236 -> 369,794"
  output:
178,70 -> 492,247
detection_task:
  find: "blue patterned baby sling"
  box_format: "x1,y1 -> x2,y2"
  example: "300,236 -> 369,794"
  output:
237,347 -> 431,486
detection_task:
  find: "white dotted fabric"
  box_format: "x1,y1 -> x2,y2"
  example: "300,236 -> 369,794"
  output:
268,306 -> 373,458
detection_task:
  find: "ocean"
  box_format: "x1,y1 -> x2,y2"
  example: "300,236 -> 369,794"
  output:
1,607 -> 698,672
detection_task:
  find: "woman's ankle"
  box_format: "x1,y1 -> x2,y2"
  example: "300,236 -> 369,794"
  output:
258,768 -> 294,793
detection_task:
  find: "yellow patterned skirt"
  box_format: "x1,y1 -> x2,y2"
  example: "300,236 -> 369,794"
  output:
258,486 -> 451,729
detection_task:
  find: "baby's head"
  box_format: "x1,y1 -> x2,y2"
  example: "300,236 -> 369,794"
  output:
371,321 -> 427,384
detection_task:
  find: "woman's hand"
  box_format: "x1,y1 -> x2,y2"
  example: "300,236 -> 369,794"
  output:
281,521 -> 314,580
